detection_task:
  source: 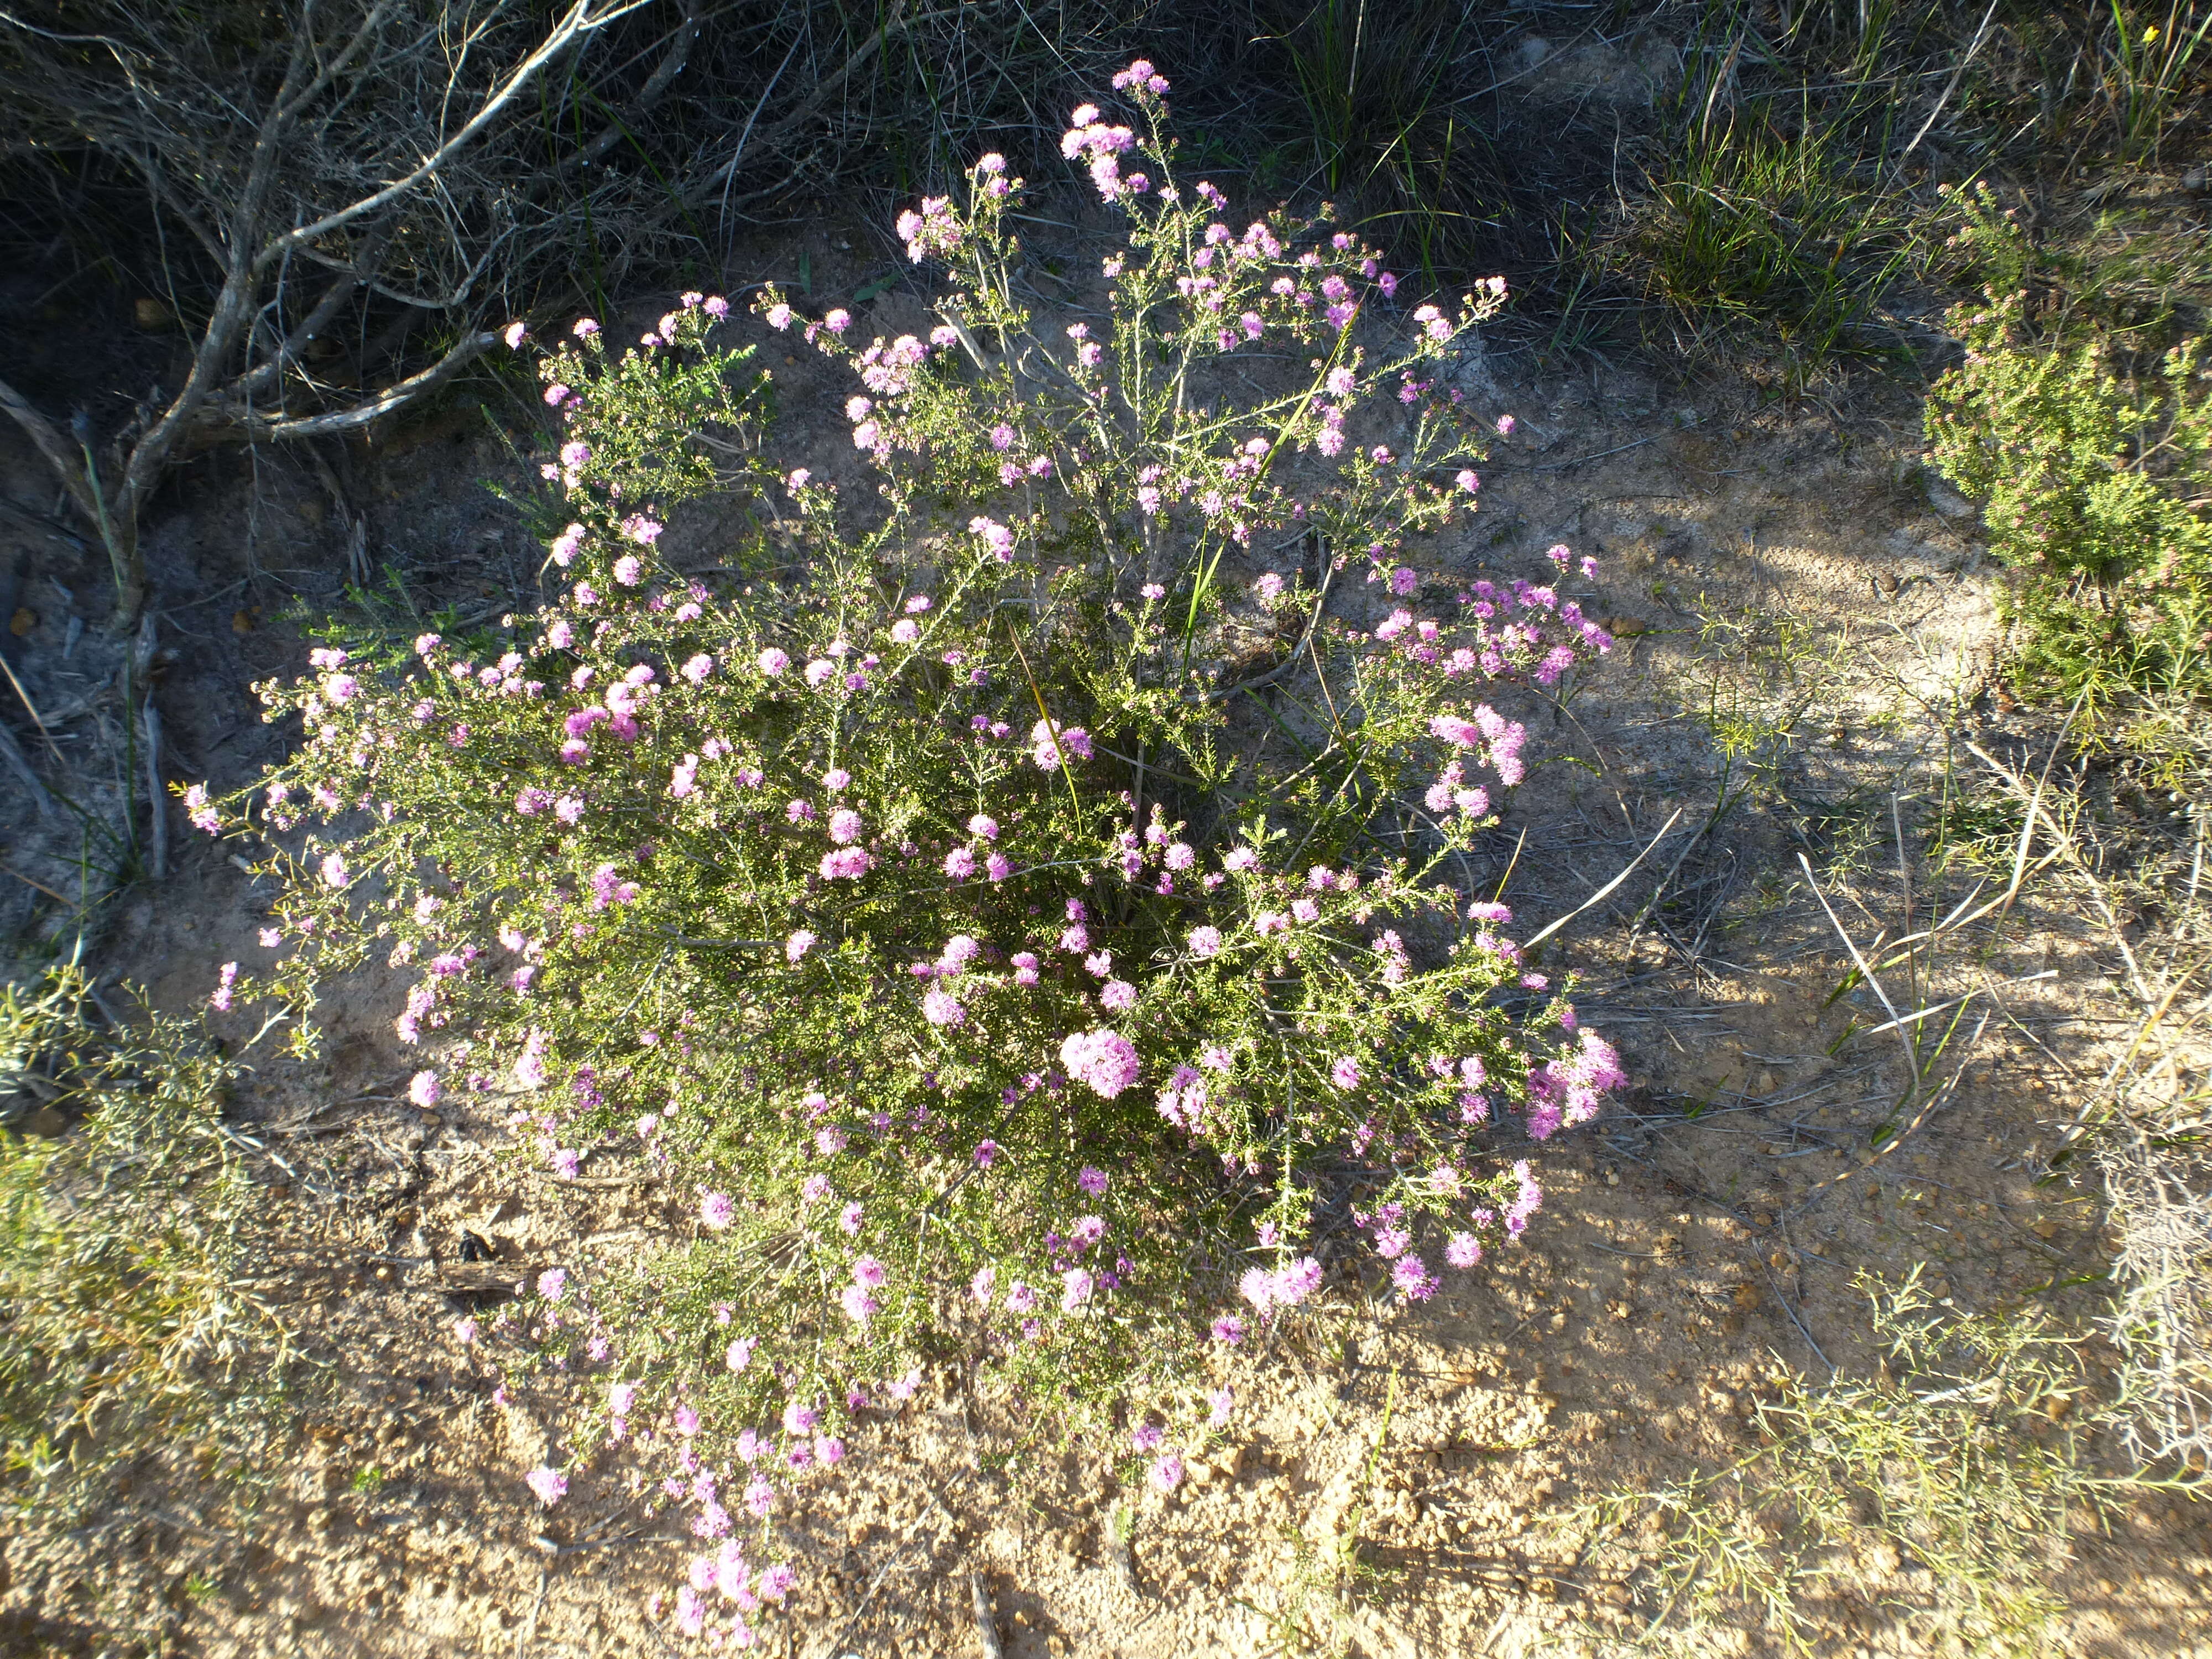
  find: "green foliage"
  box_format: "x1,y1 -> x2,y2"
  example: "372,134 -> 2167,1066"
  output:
1926,786 -> 2032,875
2098,0 -> 2212,159
0,967 -> 296,1530
1561,2 -> 2211,375
1616,96 -> 1913,375
1228,1369 -> 1399,1657
1271,0 -> 1486,280
212,76 -> 1624,1597
1926,189 -> 2212,710
521,305 -> 772,535
1682,598 -> 1853,818
1583,1270 -> 2135,1658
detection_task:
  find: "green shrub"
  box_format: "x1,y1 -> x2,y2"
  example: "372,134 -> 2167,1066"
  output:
0,967 -> 296,1531
212,64 -> 1624,1638
1926,186 -> 2212,711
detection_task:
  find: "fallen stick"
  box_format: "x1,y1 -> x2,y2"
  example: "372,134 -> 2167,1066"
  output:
971,1571 -> 1005,1659
0,646 -> 51,741
142,700 -> 167,879
2,861 -> 69,901
0,721 -> 53,818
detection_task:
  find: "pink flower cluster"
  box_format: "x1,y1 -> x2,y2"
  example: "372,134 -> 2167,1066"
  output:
1503,1160 -> 1545,1235
1058,1029 -> 1140,1099
1061,104 -> 1142,201
182,782 -> 221,834
857,332 -> 931,399
895,195 -> 963,263
1428,705 -> 1528,787
672,1537 -> 795,1645
1446,568 -> 1614,686
1154,1063 -> 1212,1131
973,152 -> 1012,197
1238,1256 -> 1323,1314
588,862 -> 640,911
1030,718 -> 1092,769
1110,58 -> 1169,95
1526,1030 -> 1627,1141
820,847 -> 874,880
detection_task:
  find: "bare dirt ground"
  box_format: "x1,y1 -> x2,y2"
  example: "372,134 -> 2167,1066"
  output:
4,221 -> 2210,1658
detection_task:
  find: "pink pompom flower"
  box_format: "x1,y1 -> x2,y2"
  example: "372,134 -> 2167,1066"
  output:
1059,1029 -> 1140,1099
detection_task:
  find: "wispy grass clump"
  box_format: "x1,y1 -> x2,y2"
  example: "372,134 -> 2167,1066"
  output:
1610,98 -> 1917,377
0,966 -> 299,1531
1583,1271 -> 2145,1658
1555,2 -> 2205,374
1269,0 -> 1490,283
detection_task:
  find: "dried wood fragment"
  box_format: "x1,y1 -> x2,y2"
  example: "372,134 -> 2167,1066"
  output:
0,722 -> 52,818
142,700 -> 166,878
970,1571 -> 1004,1659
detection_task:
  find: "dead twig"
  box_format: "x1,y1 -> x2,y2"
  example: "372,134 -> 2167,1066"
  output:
516,1563 -> 550,1655
0,1 -> 644,617
0,646 -> 51,742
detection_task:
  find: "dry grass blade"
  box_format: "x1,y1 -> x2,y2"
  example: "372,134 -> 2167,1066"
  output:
2100,1025 -> 2212,1472
1968,739 -> 2154,1005
1521,807 -> 1685,953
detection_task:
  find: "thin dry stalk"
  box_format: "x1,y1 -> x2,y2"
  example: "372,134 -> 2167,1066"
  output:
1969,739 -> 2212,1477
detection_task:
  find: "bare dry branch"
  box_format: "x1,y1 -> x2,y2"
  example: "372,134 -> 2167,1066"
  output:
0,373 -> 96,522
252,1 -> 642,276
0,0 -> 1156,618
232,328 -> 499,440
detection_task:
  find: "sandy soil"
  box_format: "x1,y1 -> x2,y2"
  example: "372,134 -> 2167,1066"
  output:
3,218 -> 2209,1658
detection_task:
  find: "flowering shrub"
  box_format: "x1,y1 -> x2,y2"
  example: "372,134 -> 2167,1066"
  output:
216,60 -> 1618,1644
